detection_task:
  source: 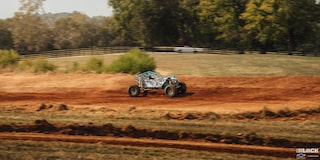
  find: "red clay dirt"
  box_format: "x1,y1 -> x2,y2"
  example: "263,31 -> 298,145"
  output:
0,73 -> 319,113
0,73 -> 319,158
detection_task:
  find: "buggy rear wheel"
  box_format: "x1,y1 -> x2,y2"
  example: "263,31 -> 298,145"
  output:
128,85 -> 140,97
165,85 -> 177,97
178,82 -> 187,94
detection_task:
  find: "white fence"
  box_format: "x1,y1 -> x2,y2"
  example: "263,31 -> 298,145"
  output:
20,47 -> 133,59
20,47 -> 319,59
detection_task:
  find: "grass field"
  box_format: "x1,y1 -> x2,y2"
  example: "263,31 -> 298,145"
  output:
48,53 -> 320,76
0,105 -> 317,160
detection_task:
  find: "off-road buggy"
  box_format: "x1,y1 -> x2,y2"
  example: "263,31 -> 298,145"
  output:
128,71 -> 187,97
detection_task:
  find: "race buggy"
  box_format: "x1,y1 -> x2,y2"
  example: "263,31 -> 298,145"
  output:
128,71 -> 187,97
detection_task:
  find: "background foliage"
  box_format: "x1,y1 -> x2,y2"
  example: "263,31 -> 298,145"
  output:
82,57 -> 106,74
109,48 -> 156,74
0,50 -> 20,68
32,57 -> 57,73
0,0 -> 319,54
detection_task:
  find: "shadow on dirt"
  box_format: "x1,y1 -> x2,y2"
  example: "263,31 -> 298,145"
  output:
129,91 -> 194,98
176,92 -> 194,98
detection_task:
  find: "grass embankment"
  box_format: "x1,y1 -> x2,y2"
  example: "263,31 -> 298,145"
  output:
0,105 -> 319,143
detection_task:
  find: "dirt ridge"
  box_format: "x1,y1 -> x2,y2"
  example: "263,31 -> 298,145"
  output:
0,119 -> 318,148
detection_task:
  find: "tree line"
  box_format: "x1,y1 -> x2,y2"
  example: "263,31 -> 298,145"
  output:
0,0 -> 319,54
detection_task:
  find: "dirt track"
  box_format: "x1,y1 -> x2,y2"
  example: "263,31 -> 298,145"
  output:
0,73 -> 319,113
0,132 -> 296,158
0,73 -> 319,158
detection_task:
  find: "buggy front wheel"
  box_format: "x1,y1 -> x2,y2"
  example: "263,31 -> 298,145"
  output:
128,85 -> 140,97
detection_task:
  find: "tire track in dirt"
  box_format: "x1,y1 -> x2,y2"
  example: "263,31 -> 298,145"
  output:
0,132 -> 296,158
0,74 -> 319,112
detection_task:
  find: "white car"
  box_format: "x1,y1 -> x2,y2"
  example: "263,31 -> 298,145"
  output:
173,46 -> 204,53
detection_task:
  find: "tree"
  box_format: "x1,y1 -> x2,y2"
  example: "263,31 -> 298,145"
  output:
109,0 -> 144,46
241,0 -> 283,53
52,12 -> 87,49
11,13 -> 50,53
80,19 -> 101,48
178,0 -> 202,46
11,0 -> 50,53
241,0 -> 320,53
52,12 -> 118,49
276,0 -> 320,52
0,20 -> 13,49
18,0 -> 46,15
198,0 -> 248,50
97,17 -> 118,46
142,0 -> 180,46
109,0 -> 181,46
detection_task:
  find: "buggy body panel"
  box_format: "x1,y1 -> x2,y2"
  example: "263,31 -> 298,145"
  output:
135,71 -> 177,90
128,71 -> 186,97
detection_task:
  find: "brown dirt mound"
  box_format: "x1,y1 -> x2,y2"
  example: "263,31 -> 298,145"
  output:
160,107 -> 320,120
36,103 -> 68,111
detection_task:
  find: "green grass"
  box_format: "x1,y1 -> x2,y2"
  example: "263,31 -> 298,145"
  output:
48,53 -> 320,76
152,53 -> 320,75
0,140 -> 294,160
